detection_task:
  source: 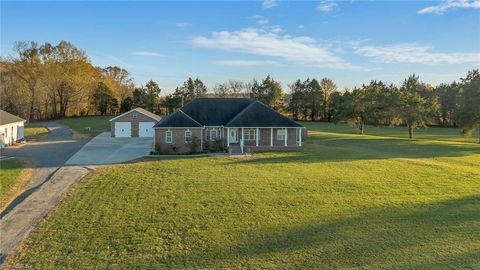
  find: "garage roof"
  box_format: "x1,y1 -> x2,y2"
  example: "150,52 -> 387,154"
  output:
109,108 -> 161,122
0,109 -> 26,126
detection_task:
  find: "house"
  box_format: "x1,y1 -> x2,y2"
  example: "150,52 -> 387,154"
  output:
109,108 -> 161,138
153,98 -> 305,154
0,109 -> 26,148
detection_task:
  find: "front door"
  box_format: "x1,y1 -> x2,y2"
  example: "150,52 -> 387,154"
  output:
229,128 -> 238,143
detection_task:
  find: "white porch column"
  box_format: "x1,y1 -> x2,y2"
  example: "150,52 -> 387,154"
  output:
227,128 -> 230,146
241,128 -> 244,143
256,128 -> 259,147
284,127 -> 288,146
270,128 -> 273,146
299,128 -> 302,146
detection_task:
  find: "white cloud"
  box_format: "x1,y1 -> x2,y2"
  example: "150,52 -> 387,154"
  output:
212,60 -> 277,67
354,43 -> 480,65
192,28 -> 365,70
131,51 -> 164,57
418,0 -> 480,14
317,0 -> 338,12
175,22 -> 189,27
297,25 -> 305,29
257,19 -> 269,25
262,0 -> 278,9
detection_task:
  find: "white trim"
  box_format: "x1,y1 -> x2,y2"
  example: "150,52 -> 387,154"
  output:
256,128 -> 259,146
298,127 -> 302,147
270,128 -> 273,147
154,127 -> 202,129
227,127 -> 230,146
184,129 -> 192,143
165,130 -> 173,144
284,128 -> 288,146
109,108 -> 160,122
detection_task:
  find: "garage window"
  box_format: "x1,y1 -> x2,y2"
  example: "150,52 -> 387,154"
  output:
185,130 -> 192,143
165,131 -> 173,143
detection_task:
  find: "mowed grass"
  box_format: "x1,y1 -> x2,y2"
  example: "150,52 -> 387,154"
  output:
57,116 -> 111,137
0,158 -> 29,209
24,124 -> 49,140
302,121 -> 479,144
11,123 -> 480,269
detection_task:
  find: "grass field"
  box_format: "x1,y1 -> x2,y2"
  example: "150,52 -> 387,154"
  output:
0,158 -> 31,209
10,123 -> 480,269
24,125 -> 49,140
57,116 -> 111,137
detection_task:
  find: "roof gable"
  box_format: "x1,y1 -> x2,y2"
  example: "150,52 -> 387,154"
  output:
153,110 -> 202,128
0,110 -> 25,126
109,108 -> 161,122
180,98 -> 254,126
225,101 -> 304,128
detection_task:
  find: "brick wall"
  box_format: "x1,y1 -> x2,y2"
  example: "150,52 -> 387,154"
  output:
154,128 -> 203,154
111,110 -> 158,137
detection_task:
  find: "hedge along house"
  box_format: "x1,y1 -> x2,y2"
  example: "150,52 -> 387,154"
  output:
109,108 -> 161,138
153,98 -> 305,154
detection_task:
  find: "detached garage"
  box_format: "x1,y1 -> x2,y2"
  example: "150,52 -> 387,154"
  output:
109,108 -> 161,138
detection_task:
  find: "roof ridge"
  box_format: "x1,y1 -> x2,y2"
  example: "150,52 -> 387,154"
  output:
255,102 -> 304,126
224,100 -> 258,127
178,109 -> 203,126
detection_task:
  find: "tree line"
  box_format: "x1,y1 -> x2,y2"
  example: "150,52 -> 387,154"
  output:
1,40 -> 478,141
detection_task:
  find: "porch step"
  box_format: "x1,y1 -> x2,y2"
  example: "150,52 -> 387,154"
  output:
228,145 -> 243,155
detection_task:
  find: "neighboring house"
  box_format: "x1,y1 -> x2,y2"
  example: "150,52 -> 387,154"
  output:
153,98 -> 305,154
109,108 -> 161,138
0,110 -> 26,148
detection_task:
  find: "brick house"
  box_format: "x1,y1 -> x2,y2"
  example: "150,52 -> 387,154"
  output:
153,98 -> 305,154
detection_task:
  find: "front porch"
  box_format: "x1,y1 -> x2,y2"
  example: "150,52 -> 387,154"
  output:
225,127 -> 304,154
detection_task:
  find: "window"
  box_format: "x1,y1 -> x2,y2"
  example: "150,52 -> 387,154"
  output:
185,130 -> 192,143
244,129 -> 256,141
165,130 -> 173,143
206,128 -> 219,141
276,129 -> 286,140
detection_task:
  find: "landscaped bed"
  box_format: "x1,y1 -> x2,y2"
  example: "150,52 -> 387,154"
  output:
24,124 -> 49,140
8,123 -> 480,269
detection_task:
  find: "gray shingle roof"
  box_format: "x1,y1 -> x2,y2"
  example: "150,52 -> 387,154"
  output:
154,98 -> 304,128
225,101 -> 303,128
153,110 -> 202,128
0,110 -> 25,126
181,98 -> 254,126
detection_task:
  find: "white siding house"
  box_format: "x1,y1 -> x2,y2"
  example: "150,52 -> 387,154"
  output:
0,110 -> 26,148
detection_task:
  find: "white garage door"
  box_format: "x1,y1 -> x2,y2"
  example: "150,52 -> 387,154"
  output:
139,122 -> 155,137
115,122 -> 131,137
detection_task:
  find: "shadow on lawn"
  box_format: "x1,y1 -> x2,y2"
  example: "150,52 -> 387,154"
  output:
167,195 -> 480,269
238,136 -> 480,164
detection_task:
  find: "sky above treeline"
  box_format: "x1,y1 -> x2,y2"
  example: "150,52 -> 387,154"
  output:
2,0 -> 479,93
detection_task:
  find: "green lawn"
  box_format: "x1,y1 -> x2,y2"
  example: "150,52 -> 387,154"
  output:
0,158 -> 29,209
302,121 -> 479,144
24,124 -> 49,140
57,116 -> 111,137
11,123 -> 480,269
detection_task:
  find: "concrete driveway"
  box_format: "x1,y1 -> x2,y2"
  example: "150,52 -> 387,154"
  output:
65,132 -> 153,165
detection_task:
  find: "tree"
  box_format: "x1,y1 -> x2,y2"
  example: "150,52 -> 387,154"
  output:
120,96 -> 133,113
456,69 -> 480,143
145,80 -> 161,113
213,83 -> 229,97
307,79 -> 322,121
394,75 -> 439,139
319,78 -> 337,121
91,82 -> 117,115
10,41 -> 42,121
250,75 -> 283,110
435,82 -> 460,127
102,66 -> 134,102
287,79 -> 305,120
132,87 -> 147,108
335,86 -> 380,134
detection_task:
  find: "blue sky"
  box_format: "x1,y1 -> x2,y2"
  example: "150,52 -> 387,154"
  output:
2,0 -> 479,93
